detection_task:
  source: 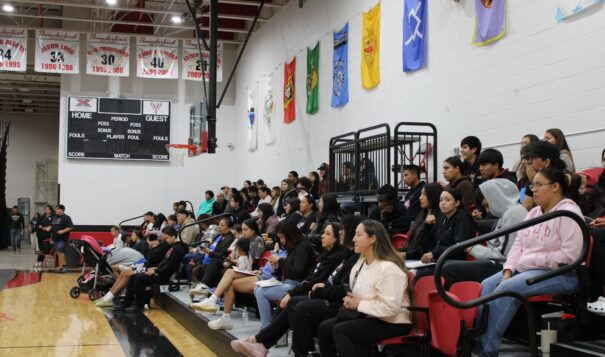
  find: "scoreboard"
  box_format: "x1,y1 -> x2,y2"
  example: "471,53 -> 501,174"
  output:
66,96 -> 171,161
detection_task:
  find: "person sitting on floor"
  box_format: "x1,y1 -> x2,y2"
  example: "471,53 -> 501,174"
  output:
475,167 -> 584,357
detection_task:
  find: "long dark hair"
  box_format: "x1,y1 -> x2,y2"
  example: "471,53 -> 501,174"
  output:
276,218 -> 305,251
242,218 -> 262,238
407,183 -> 443,248
546,128 -> 573,159
317,193 -> 340,226
285,197 -> 301,215
340,214 -> 365,250
309,171 -> 320,196
257,203 -> 275,233
324,221 -> 342,251
155,213 -> 167,229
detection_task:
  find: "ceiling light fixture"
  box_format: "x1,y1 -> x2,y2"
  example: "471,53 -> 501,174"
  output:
171,15 -> 183,24
2,4 -> 15,12
105,0 -> 117,5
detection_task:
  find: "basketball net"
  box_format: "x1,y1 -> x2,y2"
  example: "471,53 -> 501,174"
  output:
165,144 -> 193,167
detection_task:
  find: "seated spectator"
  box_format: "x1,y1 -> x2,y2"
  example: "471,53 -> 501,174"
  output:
197,190 -> 215,217
141,211 -> 155,237
319,220 -> 412,357
222,219 -> 265,271
318,162 -> 330,196
257,203 -> 279,249
156,213 -> 167,230
247,186 -> 260,212
477,148 -> 517,184
359,157 -> 379,191
401,183 -> 443,260
229,194 -> 251,225
232,238 -> 253,271
308,193 -> 342,254
251,186 -> 272,218
283,196 -> 303,223
165,214 -> 178,230
288,171 -> 299,185
243,180 -> 252,189
257,179 -> 266,189
181,215 -> 218,283
109,225 -> 127,249
230,218 -> 358,357
106,246 -> 145,267
127,229 -> 148,257
460,135 -> 483,187
545,128 -> 576,173
337,161 -> 355,192
369,184 -> 411,236
309,171 -> 320,197
521,141 -> 567,210
177,209 -> 199,245
471,188 -> 498,223
512,134 -> 540,182
297,194 -> 318,234
476,167 -> 583,357
443,156 -> 476,211
415,188 -> 476,279
442,179 -> 527,288
116,227 -> 186,312
196,217 -> 235,289
276,179 -> 292,217
297,176 -> 313,192
212,192 -> 227,215
192,219 -> 315,331
221,186 -> 231,196
402,164 -> 426,224
270,186 -> 281,213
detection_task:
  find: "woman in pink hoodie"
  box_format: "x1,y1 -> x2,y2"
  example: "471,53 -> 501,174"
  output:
475,167 -> 584,357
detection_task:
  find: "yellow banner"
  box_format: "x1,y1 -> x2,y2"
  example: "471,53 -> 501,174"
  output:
361,3 -> 380,89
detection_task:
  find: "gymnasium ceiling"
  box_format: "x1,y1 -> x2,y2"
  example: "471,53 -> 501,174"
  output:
0,0 -> 288,115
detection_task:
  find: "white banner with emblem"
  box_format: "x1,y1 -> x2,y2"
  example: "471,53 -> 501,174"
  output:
136,36 -> 178,79
182,39 -> 222,82
0,27 -> 27,72
35,30 -> 80,74
86,34 -> 130,77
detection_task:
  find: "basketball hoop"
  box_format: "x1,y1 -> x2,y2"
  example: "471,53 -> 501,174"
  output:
165,144 -> 195,167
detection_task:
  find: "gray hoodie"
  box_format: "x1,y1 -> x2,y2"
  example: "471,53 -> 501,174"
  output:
470,179 -> 528,262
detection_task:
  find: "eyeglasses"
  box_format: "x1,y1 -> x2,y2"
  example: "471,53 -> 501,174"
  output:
529,182 -> 554,190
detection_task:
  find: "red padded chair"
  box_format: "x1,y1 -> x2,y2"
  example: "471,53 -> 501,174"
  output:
391,234 -> 409,251
428,281 -> 482,356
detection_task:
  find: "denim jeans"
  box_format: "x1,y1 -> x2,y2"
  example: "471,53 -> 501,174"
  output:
10,229 -> 22,251
182,253 -> 205,281
476,270 -> 579,357
254,279 -> 301,328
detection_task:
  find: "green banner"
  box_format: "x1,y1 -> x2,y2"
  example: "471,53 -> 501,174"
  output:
306,42 -> 319,114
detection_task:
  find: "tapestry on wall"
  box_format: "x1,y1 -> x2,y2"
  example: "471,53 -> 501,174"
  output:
332,23 -> 349,108
261,72 -> 277,145
555,0 -> 604,21
306,42 -> 320,115
361,3 -> 381,89
403,0 -> 427,72
284,58 -> 296,124
247,84 -> 258,152
472,0 -> 506,46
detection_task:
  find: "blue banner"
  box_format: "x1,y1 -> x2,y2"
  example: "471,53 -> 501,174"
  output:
332,23 -> 349,107
403,0 -> 427,72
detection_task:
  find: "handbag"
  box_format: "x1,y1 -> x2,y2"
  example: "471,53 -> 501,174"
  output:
336,260 -> 366,322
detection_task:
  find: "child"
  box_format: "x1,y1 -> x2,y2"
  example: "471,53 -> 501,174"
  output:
234,237 -> 253,271
224,224 -> 243,268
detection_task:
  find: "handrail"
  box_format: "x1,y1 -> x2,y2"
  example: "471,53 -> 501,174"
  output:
178,212 -> 231,244
118,214 -> 145,227
184,200 -> 196,217
433,210 -> 590,357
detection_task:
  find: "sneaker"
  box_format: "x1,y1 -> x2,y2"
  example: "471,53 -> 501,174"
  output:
95,299 -> 114,308
190,298 -> 219,313
189,285 -> 210,297
231,339 -> 268,357
208,316 -> 233,330
59,267 -> 68,274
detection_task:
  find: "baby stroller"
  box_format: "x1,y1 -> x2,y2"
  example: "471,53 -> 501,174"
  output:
69,235 -> 116,301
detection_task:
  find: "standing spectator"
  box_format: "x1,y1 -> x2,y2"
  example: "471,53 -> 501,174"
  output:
212,192 -> 227,215
197,190 -> 215,217
29,212 -> 41,253
52,204 -> 74,273
368,184 -> 411,236
35,205 -> 54,266
309,171 -> 320,198
177,209 -> 199,245
544,128 -> 576,173
460,136 -> 483,187
443,156 -> 476,211
318,163 -> 330,196
402,164 -> 426,224
10,206 -> 25,253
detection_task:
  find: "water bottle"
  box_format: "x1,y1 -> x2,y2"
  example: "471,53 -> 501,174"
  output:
242,307 -> 249,327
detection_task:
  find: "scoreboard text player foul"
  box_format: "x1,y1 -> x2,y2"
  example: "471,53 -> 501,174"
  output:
66,96 -> 171,161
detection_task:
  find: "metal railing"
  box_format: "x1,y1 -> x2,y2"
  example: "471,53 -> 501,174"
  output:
433,210 -> 590,357
118,214 -> 145,227
178,212 -> 230,244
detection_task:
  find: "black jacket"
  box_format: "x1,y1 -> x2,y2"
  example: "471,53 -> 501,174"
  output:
431,209 -> 476,260
212,200 -> 227,215
405,217 -> 438,260
310,252 -> 359,303
207,233 -> 235,260
131,239 -> 149,258
278,240 -> 316,281
404,181 -> 426,223
462,159 -> 482,188
155,242 -> 186,279
230,207 -> 251,225
368,201 -> 411,236
287,247 -> 348,297
147,241 -> 169,267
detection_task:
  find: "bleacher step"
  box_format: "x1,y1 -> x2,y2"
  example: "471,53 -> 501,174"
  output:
551,340 -> 605,357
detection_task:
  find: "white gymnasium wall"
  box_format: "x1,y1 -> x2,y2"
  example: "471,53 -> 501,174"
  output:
58,41 -> 238,225
229,0 -> 605,186
6,113 -> 59,209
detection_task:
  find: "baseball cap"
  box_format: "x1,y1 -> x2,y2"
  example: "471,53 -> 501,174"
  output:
318,163 -> 328,170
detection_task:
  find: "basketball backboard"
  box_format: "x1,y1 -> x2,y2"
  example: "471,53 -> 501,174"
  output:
189,101 -> 208,156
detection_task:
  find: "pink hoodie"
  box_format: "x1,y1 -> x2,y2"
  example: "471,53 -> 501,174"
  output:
503,198 -> 583,273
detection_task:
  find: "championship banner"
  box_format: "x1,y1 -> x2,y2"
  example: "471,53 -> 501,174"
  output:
247,84 -> 259,152
332,23 -> 349,108
361,3 -> 381,89
472,0 -> 506,46
182,39 -> 223,82
306,42 -> 319,115
403,0 -> 427,72
86,34 -> 130,77
261,72 -> 277,145
35,30 -> 80,74
283,57 -> 296,124
0,27 -> 27,72
136,36 -> 178,79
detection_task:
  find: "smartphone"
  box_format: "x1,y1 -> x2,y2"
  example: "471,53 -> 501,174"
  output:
343,283 -> 351,293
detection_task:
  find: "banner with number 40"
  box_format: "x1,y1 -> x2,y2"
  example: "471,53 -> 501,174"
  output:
136,36 -> 178,79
